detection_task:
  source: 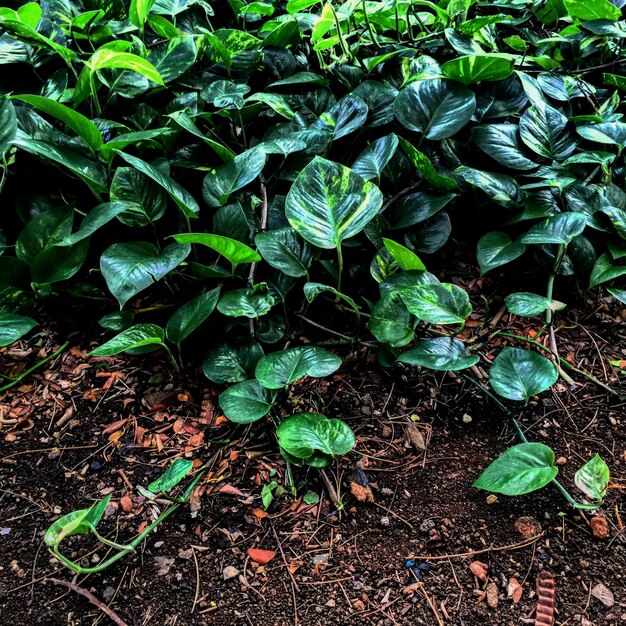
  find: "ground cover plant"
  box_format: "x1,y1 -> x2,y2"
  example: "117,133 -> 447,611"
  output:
0,0 -> 624,586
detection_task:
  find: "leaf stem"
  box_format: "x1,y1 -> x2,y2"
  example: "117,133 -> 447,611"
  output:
336,245 -> 344,292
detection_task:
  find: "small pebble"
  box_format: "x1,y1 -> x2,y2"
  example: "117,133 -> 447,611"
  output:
222,566 -> 240,581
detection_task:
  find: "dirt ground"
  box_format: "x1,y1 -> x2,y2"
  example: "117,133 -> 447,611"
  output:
1,283 -> 625,626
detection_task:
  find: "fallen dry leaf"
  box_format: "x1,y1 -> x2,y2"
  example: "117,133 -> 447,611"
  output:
507,577 -> 523,603
218,483 -> 245,497
247,548 -> 276,564
350,482 -> 374,502
469,560 -> 489,582
485,581 -> 499,608
590,516 -> 609,539
252,508 -> 268,519
406,423 -> 426,450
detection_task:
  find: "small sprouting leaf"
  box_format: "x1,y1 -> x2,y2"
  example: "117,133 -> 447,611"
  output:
477,232 -> 527,274
399,283 -> 472,325
398,337 -> 479,371
303,282 -> 360,316
44,495 -> 111,548
473,443 -> 558,496
165,288 -> 221,345
574,454 -> 610,502
89,324 -> 165,356
0,313 -> 37,347
147,459 -> 193,495
172,233 -> 260,268
489,347 -> 558,402
505,292 -> 566,317
255,346 -> 341,389
285,157 -> 383,249
219,379 -> 276,423
276,413 -> 355,461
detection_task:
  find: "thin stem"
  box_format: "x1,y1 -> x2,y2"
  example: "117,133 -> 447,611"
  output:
161,343 -> 180,373
546,244 -> 566,326
296,314 -> 354,342
0,341 -> 69,393
336,245 -> 344,292
361,0 -> 380,48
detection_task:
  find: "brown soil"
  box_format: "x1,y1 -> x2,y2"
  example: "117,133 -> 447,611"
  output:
1,290 -> 625,626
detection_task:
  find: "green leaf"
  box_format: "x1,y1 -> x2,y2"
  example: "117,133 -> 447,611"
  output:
13,94 -> 103,151
99,311 -> 134,332
255,346 -> 341,389
442,54 -> 513,85
519,102 -> 577,160
303,283 -> 360,315
394,78 -> 476,140
477,232 -> 527,274
172,233 -> 260,268
202,147 -> 266,208
219,379 -> 276,423
16,206 -> 73,264
44,495 -> 111,549
520,213 -> 587,245
577,122 -> 626,148
456,166 -> 521,209
574,454 -> 609,502
383,238 -> 426,271
472,124 -> 538,171
489,347 -> 558,402
398,138 -> 459,192
217,286 -> 275,318
0,98 -> 16,158
389,191 -> 456,229
110,167 -> 166,227
564,0 -> 621,21
0,313 -> 38,347
116,151 -> 199,218
473,443 -> 558,496
202,340 -> 263,384
147,459 -> 193,494
89,323 -> 165,356
368,293 -> 414,347
255,228 -> 313,277
59,202 -> 130,246
399,283 -> 472,325
165,288 -> 221,345
276,413 -> 355,460
87,48 -> 164,85
285,157 -> 383,249
607,287 -> 626,304
101,241 -> 190,308
129,0 -> 156,27
313,95 -> 368,140
398,337 -> 479,371
590,253 -> 626,286
505,292 -> 566,317
148,36 -> 196,84
351,134 -> 399,181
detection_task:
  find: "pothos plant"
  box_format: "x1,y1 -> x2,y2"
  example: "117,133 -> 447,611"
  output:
0,0 -> 619,525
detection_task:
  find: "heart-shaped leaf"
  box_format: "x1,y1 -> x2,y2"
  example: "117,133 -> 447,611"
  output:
519,102 -> 577,160
101,241 -> 190,308
505,292 -> 566,317
394,78 -> 476,140
477,232 -> 527,274
383,238 -> 426,271
398,337 -> 479,371
219,379 -> 276,423
90,324 -> 165,356
399,283 -> 472,325
351,134 -> 399,181
255,228 -> 313,277
276,413 -> 355,460
473,443 -> 558,496
255,346 -> 341,389
472,124 -> 538,171
172,233 -> 260,268
0,313 -> 38,347
368,293 -> 414,347
285,156 -> 383,249
202,340 -> 264,384
489,347 -> 558,402
165,288 -> 221,345
520,213 -> 587,245
590,253 -> 626,286
217,287 -> 275,318
45,495 -> 111,549
574,454 -> 610,502
147,459 -> 193,495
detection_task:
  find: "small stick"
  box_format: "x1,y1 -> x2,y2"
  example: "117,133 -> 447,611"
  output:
319,469 -> 341,510
370,501 -> 414,530
46,578 -> 128,626
272,525 -> 300,592
191,547 -> 201,613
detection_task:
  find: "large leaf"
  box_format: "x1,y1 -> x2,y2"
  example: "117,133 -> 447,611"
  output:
574,454 -> 610,502
165,288 -> 221,346
13,94 -> 103,151
398,337 -> 479,371
217,286 -> 275,318
389,191 -> 456,229
590,253 -> 626,286
489,347 -> 558,402
472,124 -> 538,171
520,213 -> 587,245
255,346 -> 341,389
129,0 -> 157,26
0,313 -> 38,347
442,54 -> 513,85
87,48 -> 164,85
148,36 -> 196,83
368,293 -> 414,347
394,78 -> 476,140
116,151 -> 199,218
100,241 -> 190,308
172,233 -> 260,268
202,147 -> 266,207
255,228 -> 313,277
399,283 -> 472,325
351,134 -> 399,181
202,340 -> 263,384
564,0 -> 621,20
313,95 -> 369,140
276,413 -> 355,459
219,379 -> 276,423
577,122 -> 626,148
473,443 -> 558,496
477,232 -> 527,274
285,157 -> 383,249
59,202 -> 131,246
456,166 -> 521,208
90,324 -> 165,356
519,102 -> 577,160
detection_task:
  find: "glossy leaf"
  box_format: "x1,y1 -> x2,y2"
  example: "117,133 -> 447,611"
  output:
147,459 -> 193,494
383,238 -> 426,271
0,98 -> 16,158
398,337 -> 479,371
255,228 -> 313,277
477,232 -> 527,274
442,54 -> 513,85
255,346 -> 341,389
165,288 -> 221,345
519,102 -> 577,160
219,379 -> 276,423
473,443 -> 558,496
0,313 -> 38,347
472,124 -> 538,171
368,293 -> 414,347
172,233 -> 260,268
351,134 -> 399,181
399,283 -> 472,325
489,347 -> 558,402
90,324 -> 165,355
520,213 -> 587,245
217,287 -> 275,318
505,292 -> 565,317
574,454 -> 610,502
202,340 -> 263,384
45,495 -> 112,548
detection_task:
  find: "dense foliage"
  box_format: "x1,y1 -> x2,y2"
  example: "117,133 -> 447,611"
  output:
0,0 -> 620,506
